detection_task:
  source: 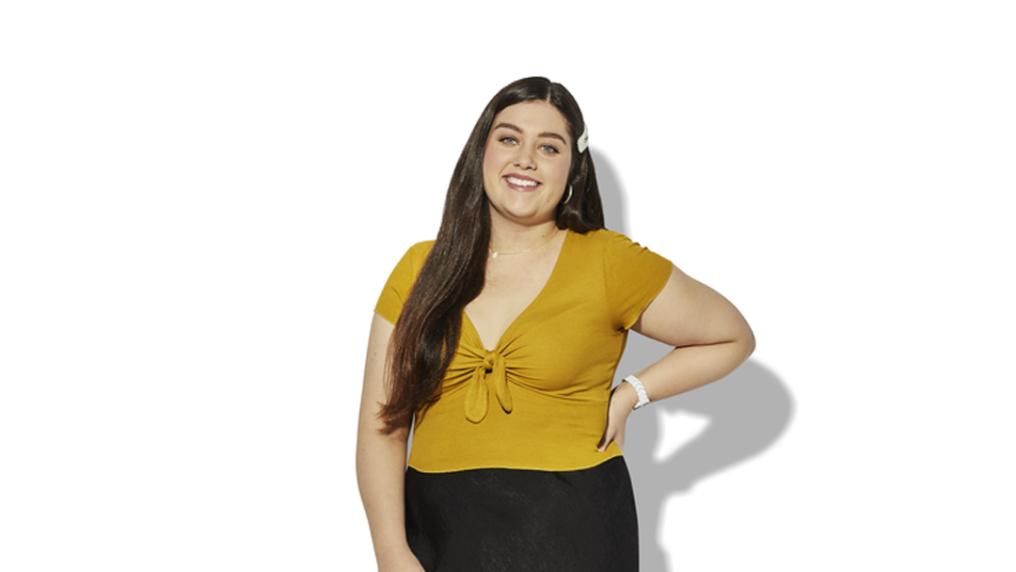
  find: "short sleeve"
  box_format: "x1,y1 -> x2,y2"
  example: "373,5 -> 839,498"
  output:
374,241 -> 425,325
603,230 -> 674,331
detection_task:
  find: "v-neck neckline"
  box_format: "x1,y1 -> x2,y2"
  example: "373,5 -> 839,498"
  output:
463,228 -> 572,353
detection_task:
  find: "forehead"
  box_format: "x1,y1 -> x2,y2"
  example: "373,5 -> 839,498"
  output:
491,100 -> 570,137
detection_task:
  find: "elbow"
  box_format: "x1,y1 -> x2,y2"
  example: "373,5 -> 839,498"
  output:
742,327 -> 756,358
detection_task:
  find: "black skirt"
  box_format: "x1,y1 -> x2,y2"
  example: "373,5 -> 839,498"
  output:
404,455 -> 639,572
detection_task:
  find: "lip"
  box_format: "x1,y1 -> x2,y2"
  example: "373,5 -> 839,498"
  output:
503,174 -> 542,192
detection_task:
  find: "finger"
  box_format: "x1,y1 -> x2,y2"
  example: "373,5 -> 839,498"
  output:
597,420 -> 610,450
598,429 -> 613,452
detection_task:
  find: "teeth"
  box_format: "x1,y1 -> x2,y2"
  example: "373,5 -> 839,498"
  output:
506,176 -> 538,187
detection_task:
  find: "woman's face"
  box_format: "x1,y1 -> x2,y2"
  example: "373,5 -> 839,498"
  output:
482,100 -> 573,224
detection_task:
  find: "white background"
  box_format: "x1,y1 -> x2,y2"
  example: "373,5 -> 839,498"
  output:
2,1 -> 1014,571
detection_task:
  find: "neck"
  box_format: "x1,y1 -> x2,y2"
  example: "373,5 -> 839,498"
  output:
488,218 -> 561,253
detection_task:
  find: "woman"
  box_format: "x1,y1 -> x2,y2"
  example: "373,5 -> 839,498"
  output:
357,76 -> 755,572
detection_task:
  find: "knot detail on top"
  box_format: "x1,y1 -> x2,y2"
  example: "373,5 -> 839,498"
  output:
464,348 -> 513,423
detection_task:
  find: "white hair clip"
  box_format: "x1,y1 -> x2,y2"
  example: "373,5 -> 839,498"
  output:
576,123 -> 589,153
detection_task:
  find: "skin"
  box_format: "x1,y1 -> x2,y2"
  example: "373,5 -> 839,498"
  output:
357,99 -> 755,571
474,100 -> 755,452
465,100 -> 575,352
357,316 -> 422,571
601,266 -> 756,452
481,99 -> 573,249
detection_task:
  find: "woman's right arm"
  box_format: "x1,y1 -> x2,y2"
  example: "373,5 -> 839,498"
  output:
356,314 -> 425,571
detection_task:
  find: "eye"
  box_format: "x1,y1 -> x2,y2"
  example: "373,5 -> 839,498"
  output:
496,135 -> 559,154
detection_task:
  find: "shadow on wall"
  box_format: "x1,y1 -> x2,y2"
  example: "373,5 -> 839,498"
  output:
598,151 -> 794,572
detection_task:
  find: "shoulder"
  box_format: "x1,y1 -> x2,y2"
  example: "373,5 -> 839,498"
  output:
380,238 -> 436,278
407,239 -> 436,263
594,227 -> 673,274
395,238 -> 435,258
588,229 -> 674,330
395,239 -> 436,276
569,227 -> 619,245
574,227 -> 654,255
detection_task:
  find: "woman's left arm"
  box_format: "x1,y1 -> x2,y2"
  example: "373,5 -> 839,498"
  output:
598,263 -> 755,452
616,264 -> 756,410
599,264 -> 754,450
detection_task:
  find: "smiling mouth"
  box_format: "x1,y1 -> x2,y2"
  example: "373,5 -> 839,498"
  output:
503,175 -> 542,191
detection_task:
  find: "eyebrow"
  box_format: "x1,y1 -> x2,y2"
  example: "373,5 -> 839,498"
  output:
492,122 -> 568,145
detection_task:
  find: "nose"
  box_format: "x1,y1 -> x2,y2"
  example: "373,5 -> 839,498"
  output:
513,142 -> 537,170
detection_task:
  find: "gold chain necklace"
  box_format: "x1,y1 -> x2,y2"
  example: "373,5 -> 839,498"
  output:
488,229 -> 561,259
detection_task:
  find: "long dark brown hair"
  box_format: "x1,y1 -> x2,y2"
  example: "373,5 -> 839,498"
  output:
376,76 -> 606,436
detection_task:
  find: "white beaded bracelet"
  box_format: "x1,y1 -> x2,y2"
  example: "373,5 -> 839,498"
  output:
623,374 -> 651,410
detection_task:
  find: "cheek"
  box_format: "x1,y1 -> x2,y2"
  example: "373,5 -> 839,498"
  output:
546,163 -> 570,186
483,145 -> 509,168
481,149 -> 499,179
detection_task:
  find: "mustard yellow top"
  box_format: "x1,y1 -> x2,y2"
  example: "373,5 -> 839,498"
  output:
374,228 -> 673,473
